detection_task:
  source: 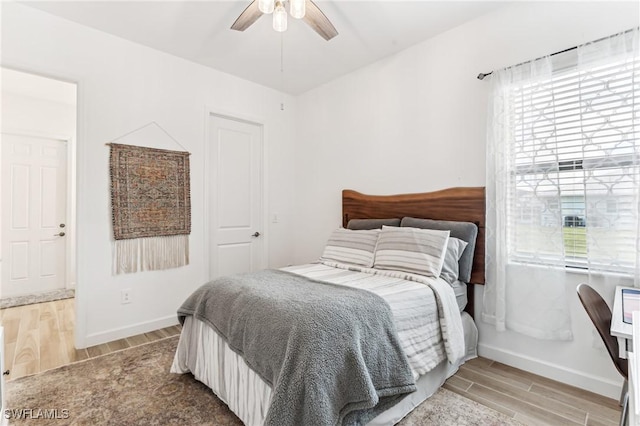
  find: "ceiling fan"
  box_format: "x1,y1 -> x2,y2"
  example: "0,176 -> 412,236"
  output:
231,0 -> 338,41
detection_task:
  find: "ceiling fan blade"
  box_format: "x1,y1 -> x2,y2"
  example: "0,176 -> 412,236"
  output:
303,0 -> 338,41
231,0 -> 263,32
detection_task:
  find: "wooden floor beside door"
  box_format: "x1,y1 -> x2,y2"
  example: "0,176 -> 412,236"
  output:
0,299 -> 621,425
0,298 -> 180,381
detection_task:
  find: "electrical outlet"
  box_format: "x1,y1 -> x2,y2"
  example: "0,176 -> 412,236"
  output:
121,288 -> 132,304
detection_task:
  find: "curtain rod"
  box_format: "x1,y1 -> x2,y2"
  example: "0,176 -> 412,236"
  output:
476,27 -> 638,81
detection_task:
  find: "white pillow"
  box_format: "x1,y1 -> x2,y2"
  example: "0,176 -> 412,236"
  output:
319,228 -> 380,267
440,237 -> 469,284
373,226 -> 450,278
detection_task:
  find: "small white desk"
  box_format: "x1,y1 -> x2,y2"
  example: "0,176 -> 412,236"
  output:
611,285 -> 636,359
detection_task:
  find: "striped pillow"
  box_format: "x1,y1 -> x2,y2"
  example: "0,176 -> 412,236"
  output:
374,226 -> 450,278
320,228 -> 380,267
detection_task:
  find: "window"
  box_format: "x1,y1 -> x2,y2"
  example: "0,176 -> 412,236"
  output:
484,29 -> 638,340
508,47 -> 639,273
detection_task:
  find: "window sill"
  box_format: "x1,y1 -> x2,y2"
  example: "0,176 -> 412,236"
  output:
508,259 -> 635,280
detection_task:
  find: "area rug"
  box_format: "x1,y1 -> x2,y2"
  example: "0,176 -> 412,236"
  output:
0,288 -> 74,309
109,143 -> 191,274
6,336 -> 521,425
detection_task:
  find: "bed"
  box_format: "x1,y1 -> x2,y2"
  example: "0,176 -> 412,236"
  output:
171,187 -> 486,426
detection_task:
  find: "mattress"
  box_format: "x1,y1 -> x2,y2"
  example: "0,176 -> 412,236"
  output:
281,262 -> 463,376
171,313 -> 477,426
171,263 -> 478,425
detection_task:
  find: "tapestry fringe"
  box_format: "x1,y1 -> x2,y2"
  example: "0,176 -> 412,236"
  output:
114,235 -> 189,274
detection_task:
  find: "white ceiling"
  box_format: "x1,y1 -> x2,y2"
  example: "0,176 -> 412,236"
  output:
23,1 -> 504,94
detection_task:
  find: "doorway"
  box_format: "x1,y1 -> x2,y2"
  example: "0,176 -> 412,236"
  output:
1,67 -> 77,304
208,114 -> 265,279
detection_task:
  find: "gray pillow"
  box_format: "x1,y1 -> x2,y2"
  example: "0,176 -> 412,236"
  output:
347,218 -> 400,230
400,217 -> 478,283
441,237 -> 468,284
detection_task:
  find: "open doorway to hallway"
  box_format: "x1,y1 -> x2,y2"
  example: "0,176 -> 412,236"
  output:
1,67 -> 78,379
1,67 -> 76,304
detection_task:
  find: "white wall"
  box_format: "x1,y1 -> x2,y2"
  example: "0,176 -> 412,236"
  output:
2,91 -> 76,137
294,2 -> 639,399
1,2 -> 296,347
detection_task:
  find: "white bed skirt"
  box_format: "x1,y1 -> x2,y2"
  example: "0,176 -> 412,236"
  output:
171,312 -> 478,426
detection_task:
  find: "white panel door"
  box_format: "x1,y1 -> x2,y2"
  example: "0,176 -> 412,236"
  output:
209,115 -> 263,279
1,134 -> 67,297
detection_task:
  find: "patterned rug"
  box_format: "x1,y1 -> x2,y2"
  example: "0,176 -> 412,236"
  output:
6,336 -> 522,425
109,143 -> 190,240
109,143 -> 191,273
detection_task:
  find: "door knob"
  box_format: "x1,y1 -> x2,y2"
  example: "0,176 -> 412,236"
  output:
59,223 -> 66,228
54,232 -> 66,237
251,232 -> 261,238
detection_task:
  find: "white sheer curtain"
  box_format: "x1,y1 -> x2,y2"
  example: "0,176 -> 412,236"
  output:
580,31 -> 640,292
483,28 -> 640,340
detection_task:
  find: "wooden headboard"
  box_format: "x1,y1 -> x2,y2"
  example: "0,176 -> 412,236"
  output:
342,187 -> 486,317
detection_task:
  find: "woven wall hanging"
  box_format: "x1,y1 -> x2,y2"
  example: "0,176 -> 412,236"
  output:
109,143 -> 191,274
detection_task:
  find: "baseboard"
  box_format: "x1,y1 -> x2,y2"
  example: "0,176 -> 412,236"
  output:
478,342 -> 623,400
82,315 -> 179,348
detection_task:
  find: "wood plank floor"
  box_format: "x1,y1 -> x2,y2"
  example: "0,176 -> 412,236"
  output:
0,298 -> 180,381
1,299 -> 621,425
446,357 -> 621,426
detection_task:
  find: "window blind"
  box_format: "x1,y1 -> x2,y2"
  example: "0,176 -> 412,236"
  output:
508,52 -> 639,273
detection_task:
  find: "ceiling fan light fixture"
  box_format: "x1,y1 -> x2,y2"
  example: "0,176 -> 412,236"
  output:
231,0 -> 337,40
289,0 -> 305,19
273,1 -> 287,32
258,0 -> 275,14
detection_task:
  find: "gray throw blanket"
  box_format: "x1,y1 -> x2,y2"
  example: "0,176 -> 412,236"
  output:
177,269 -> 416,426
